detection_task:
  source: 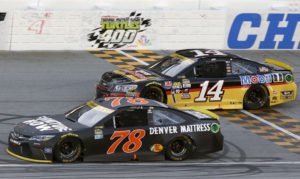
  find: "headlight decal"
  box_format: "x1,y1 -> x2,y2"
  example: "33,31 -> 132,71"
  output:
29,135 -> 55,142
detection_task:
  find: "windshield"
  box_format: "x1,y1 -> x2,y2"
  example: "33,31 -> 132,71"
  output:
65,101 -> 114,127
146,54 -> 196,77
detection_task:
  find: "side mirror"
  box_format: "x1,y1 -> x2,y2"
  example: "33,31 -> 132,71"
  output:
195,61 -> 227,78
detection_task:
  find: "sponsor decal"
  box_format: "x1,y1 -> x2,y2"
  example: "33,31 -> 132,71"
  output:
280,91 -> 294,99
136,35 -> 151,46
172,82 -> 182,89
44,148 -> 53,154
149,124 -> 211,135
164,81 -> 172,89
146,81 -> 161,87
174,89 -> 181,94
181,93 -> 191,99
272,73 -> 284,83
150,144 -> 163,152
182,79 -> 191,88
94,126 -> 103,140
181,89 -> 191,99
23,116 -> 72,132
210,123 -> 220,133
10,138 -> 21,145
149,126 -> 178,135
228,13 -> 300,49
88,12 -> 151,49
285,74 -> 293,83
259,66 -> 269,72
226,61 -> 232,73
273,91 -> 277,95
240,74 -> 272,85
126,91 -> 137,97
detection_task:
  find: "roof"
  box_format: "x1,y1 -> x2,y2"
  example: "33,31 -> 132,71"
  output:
93,97 -> 169,110
176,49 -> 241,59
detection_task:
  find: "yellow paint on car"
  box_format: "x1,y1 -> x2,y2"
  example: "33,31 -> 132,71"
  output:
7,149 -> 52,163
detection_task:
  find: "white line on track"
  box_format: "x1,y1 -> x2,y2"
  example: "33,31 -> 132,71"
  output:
116,49 -> 150,66
3,161 -> 300,167
240,109 -> 300,140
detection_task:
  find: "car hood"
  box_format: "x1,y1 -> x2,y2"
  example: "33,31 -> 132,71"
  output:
14,114 -> 86,136
113,68 -> 161,82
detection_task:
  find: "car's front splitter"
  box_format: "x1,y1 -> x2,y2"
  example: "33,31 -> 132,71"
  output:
6,148 -> 52,163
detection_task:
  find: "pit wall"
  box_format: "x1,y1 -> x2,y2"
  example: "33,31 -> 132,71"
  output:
1,0 -> 300,50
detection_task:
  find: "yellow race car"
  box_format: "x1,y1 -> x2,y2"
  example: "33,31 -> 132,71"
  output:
96,49 -> 297,110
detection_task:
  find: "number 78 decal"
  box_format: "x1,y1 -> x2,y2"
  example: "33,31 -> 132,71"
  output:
107,129 -> 146,154
194,80 -> 224,102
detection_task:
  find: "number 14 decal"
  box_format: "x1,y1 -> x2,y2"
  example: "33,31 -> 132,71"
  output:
194,80 -> 224,102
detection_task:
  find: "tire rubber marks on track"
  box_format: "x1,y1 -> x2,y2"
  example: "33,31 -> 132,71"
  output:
216,109 -> 300,155
88,50 -> 162,68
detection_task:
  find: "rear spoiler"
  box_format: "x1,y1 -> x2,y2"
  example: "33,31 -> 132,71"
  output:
178,106 -> 219,120
265,59 -> 294,72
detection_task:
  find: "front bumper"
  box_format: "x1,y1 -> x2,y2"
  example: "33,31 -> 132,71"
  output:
95,85 -> 110,98
7,132 -> 53,163
95,85 -> 140,98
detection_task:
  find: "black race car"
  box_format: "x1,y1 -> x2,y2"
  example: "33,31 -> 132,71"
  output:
95,49 -> 296,110
7,97 -> 223,163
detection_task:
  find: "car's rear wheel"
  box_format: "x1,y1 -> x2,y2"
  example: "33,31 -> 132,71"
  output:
141,86 -> 166,103
54,137 -> 82,163
165,136 -> 192,161
243,85 -> 269,110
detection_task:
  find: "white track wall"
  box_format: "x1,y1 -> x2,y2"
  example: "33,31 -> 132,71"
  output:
1,0 -> 300,50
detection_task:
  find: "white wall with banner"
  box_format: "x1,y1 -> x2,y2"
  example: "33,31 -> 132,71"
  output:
1,0 -> 300,50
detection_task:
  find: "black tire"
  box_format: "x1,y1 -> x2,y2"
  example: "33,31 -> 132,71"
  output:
243,85 -> 269,110
54,137 -> 82,163
141,86 -> 166,103
165,136 -> 192,161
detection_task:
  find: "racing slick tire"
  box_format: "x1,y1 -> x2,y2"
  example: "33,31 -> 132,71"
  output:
243,84 -> 269,110
54,137 -> 82,163
140,85 -> 166,103
165,136 -> 193,161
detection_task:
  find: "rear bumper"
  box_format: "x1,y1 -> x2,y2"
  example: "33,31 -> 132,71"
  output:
267,82 -> 297,106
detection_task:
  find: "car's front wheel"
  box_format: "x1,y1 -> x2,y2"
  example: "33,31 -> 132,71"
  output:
140,86 -> 166,103
165,136 -> 192,161
54,137 -> 82,163
243,85 -> 269,110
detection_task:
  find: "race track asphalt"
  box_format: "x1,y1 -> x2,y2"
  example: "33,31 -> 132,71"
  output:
1,50 -> 300,178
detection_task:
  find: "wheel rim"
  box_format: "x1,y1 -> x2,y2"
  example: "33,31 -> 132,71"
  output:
170,139 -> 187,157
144,89 -> 163,102
59,141 -> 78,158
247,87 -> 267,106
